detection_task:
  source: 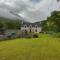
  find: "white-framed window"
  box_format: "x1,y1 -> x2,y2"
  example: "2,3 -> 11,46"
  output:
29,25 -> 32,28
24,25 -> 27,28
35,25 -> 38,28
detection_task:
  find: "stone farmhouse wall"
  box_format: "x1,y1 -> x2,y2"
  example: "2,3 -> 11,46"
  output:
21,26 -> 41,33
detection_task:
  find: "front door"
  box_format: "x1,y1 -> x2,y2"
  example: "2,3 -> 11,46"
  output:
30,29 -> 31,33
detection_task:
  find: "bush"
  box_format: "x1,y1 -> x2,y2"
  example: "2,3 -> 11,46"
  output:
27,35 -> 31,38
52,33 -> 60,38
33,34 -> 38,38
7,35 -> 12,39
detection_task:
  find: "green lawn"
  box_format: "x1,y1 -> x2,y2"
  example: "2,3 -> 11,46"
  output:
0,37 -> 60,60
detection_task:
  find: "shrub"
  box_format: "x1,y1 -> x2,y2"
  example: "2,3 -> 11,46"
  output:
7,35 -> 12,39
27,35 -> 31,38
33,34 -> 38,38
52,33 -> 60,38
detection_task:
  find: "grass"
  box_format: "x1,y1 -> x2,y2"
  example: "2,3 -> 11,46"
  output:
0,35 -> 60,60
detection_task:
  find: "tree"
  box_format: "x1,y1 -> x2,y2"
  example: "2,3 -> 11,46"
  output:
50,11 -> 60,32
41,11 -> 60,32
16,21 -> 21,29
5,21 -> 17,29
41,20 -> 47,32
5,21 -> 21,29
0,22 -> 4,28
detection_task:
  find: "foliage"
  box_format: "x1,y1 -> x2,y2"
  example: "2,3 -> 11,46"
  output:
5,21 -> 17,29
41,11 -> 60,33
0,22 -> 4,28
33,34 -> 38,38
51,33 -> 60,38
0,17 -> 21,29
16,21 -> 21,29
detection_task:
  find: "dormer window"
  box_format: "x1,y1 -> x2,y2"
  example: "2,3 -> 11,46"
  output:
24,25 -> 27,28
29,25 -> 32,28
30,26 -> 31,28
25,26 -> 26,28
35,25 -> 38,28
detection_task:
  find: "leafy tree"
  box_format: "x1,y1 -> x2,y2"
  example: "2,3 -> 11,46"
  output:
0,22 -> 4,28
5,21 -> 17,29
0,17 -> 21,29
41,11 -> 60,32
50,11 -> 60,32
16,21 -> 21,29
41,20 -> 47,31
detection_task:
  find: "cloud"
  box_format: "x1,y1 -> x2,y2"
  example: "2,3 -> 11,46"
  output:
0,0 -> 60,23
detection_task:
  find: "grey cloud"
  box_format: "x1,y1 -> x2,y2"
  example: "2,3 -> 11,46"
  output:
0,0 -> 60,23
0,8 -> 19,19
0,0 -> 28,20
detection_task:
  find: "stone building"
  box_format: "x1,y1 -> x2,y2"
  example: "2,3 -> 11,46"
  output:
21,21 -> 42,33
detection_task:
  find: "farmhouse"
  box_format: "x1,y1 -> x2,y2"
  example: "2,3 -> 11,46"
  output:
21,21 -> 42,33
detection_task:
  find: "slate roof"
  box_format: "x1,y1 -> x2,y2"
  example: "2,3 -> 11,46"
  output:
21,21 -> 41,27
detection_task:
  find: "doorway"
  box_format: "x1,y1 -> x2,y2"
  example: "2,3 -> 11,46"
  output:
30,29 -> 31,33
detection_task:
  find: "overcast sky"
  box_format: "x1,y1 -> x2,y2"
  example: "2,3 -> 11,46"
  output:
0,0 -> 60,23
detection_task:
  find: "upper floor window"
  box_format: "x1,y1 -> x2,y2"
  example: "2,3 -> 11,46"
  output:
24,25 -> 27,28
35,25 -> 38,28
29,25 -> 32,28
